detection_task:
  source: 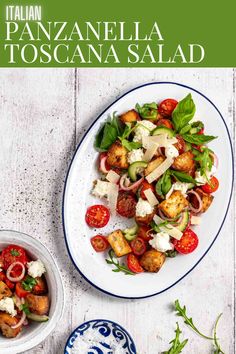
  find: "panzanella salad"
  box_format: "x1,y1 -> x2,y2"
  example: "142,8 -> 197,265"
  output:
85,94 -> 219,275
0,244 -> 49,338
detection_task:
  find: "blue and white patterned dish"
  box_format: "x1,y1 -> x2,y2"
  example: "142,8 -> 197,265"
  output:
64,319 -> 136,354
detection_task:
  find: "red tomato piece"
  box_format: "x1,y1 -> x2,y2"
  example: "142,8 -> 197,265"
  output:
137,225 -> 152,241
201,176 -> 219,194
158,99 -> 178,117
156,118 -> 173,129
116,192 -> 137,218
130,237 -> 147,256
197,128 -> 204,135
5,279 -> 15,290
174,135 -> 186,154
91,235 -> 110,252
173,229 -> 199,254
85,205 -> 110,228
127,254 -> 144,273
0,271 -> 6,281
140,180 -> 155,200
15,282 -> 30,298
1,245 -> 28,276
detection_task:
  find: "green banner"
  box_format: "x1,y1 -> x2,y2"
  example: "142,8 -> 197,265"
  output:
0,0 -> 235,67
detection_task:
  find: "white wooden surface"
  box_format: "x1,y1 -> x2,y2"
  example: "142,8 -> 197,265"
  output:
0,68 -> 234,354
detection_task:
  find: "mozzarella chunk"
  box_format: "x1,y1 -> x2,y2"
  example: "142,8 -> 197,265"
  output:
136,198 -> 154,217
166,182 -> 193,199
133,120 -> 156,143
165,145 -> 179,158
0,297 -> 17,317
27,259 -> 46,278
149,232 -> 174,252
127,148 -> 144,164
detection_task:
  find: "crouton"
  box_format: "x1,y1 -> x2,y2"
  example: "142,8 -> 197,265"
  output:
140,250 -> 165,272
120,109 -> 140,124
107,230 -> 132,257
190,188 -> 214,212
172,151 -> 195,173
0,312 -> 22,338
0,281 -> 12,301
32,277 -> 48,295
159,190 -> 188,218
144,156 -> 165,176
26,294 -> 49,316
107,141 -> 129,169
135,208 -> 157,226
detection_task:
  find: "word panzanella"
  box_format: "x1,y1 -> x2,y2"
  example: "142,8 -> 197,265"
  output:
4,21 -> 205,64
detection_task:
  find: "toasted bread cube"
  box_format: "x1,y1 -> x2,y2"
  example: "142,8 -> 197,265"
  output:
135,208 -> 156,226
172,151 -> 195,173
107,230 -> 132,257
159,190 -> 188,218
140,250 -> 165,272
0,312 -> 22,338
195,188 -> 214,212
0,281 -> 12,301
107,141 -> 129,169
26,294 -> 49,315
120,109 -> 140,124
144,156 -> 165,176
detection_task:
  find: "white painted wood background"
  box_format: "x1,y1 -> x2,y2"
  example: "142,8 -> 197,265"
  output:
0,68 -> 234,354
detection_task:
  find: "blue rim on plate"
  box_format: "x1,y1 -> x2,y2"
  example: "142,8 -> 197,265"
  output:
62,81 -> 234,299
64,319 -> 137,354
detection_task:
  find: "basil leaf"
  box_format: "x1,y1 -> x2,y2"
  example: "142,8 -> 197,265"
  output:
95,113 -> 123,151
121,139 -> 142,151
181,133 -> 217,145
21,303 -> 31,315
172,94 -> 196,132
179,124 -> 192,135
170,170 -> 197,184
155,178 -> 164,198
135,102 -> 158,119
22,276 -> 37,291
162,171 -> 172,195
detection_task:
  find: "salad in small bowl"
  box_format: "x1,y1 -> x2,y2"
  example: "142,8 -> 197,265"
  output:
0,230 -> 64,354
85,94 -> 219,275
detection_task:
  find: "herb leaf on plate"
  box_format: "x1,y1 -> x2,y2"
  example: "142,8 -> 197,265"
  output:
174,300 -> 214,340
170,170 -> 197,184
95,113 -> 122,151
155,171 -> 172,198
193,146 -> 214,176
172,94 -> 196,133
22,276 -> 37,291
181,133 -> 217,145
105,250 -> 135,275
135,102 -> 158,119
162,322 -> 188,354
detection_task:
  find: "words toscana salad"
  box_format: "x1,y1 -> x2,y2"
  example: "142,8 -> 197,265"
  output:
85,94 -> 219,275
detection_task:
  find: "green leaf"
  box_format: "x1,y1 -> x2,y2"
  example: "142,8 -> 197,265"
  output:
121,139 -> 142,151
155,171 -> 172,197
165,250 -> 178,258
135,102 -> 158,119
162,322 -> 188,354
105,249 -> 135,275
170,170 -> 197,184
95,113 -> 123,151
193,147 -> 214,177
10,249 -> 20,256
174,300 -> 214,340
21,303 -> 31,315
179,124 -> 192,135
22,275 -> 37,291
213,313 -> 225,354
181,133 -> 217,145
172,94 -> 196,132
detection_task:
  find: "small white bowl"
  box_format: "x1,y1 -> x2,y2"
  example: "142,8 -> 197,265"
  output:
0,230 -> 64,354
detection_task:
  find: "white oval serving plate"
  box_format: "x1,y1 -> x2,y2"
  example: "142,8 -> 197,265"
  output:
62,82 -> 233,299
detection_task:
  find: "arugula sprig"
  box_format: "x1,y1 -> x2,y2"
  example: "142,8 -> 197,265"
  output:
135,102 -> 158,119
213,314 -> 225,354
192,146 -> 214,178
163,322 -> 188,354
174,300 -> 214,340
105,250 -> 135,275
118,122 -> 141,151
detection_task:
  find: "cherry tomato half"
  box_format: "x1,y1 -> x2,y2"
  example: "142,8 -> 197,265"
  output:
127,254 -> 144,273
85,205 -> 110,228
158,99 -> 178,117
140,180 -> 155,200
130,237 -> 147,256
201,176 -> 219,194
197,128 -> 204,135
116,192 -> 137,218
91,235 -> 110,252
156,118 -> 173,129
173,229 -> 199,254
5,279 -> 15,290
15,282 -> 30,298
1,245 -> 28,276
137,225 -> 152,242
0,271 -> 6,281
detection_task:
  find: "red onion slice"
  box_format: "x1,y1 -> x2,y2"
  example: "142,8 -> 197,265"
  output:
11,311 -> 26,329
119,173 -> 144,191
99,156 -> 110,174
187,190 -> 203,213
6,262 -> 25,282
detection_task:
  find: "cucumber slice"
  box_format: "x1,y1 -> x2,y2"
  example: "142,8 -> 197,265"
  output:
123,225 -> 138,241
128,161 -> 148,181
176,211 -> 190,232
152,126 -> 175,138
27,313 -> 49,322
